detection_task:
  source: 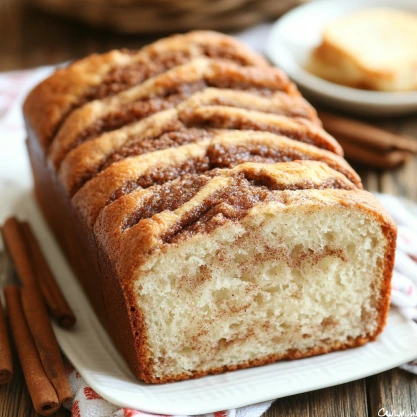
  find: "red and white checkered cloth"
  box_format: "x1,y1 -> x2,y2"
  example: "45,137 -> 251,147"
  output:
65,361 -> 272,417
1,57 -> 416,417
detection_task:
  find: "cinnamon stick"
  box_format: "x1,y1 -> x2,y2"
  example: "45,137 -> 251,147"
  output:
0,298 -> 12,384
20,221 -> 76,328
319,112 -> 417,154
4,285 -> 60,416
1,218 -> 37,286
21,284 -> 72,405
2,217 -> 76,328
337,136 -> 411,169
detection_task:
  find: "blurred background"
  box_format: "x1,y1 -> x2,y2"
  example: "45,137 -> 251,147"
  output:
1,0 -> 417,196
0,0 -> 303,71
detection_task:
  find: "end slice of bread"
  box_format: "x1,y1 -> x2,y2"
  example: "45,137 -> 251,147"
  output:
94,161 -> 396,383
308,9 -> 417,91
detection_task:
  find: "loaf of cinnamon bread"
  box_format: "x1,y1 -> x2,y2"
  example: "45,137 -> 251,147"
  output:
23,31 -> 396,383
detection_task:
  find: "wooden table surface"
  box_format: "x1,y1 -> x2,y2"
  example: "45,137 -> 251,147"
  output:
1,3 -> 417,417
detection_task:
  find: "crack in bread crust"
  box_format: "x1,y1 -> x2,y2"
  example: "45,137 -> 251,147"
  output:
48,59 -> 297,169
23,31 -> 269,150
95,160 -> 358,250
83,32 -> 270,103
108,157 -> 212,206
72,131 -> 361,228
59,89 -> 328,197
61,106 -> 339,197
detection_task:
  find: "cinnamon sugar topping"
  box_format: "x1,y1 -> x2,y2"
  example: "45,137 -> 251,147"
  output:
103,142 -> 356,209
122,174 -> 212,230
70,81 -> 279,152
122,170 -> 355,236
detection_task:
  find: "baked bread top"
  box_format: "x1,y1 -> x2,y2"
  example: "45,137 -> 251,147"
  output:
24,31 -> 269,150
72,130 -> 360,227
24,30 -> 358,236
59,102 -> 341,197
47,58 -> 300,169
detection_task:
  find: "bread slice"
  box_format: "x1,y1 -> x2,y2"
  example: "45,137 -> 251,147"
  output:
93,161 -> 395,383
308,9 -> 417,91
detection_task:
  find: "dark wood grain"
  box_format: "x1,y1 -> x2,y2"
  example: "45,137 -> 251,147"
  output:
268,380 -> 368,417
367,369 -> 417,417
0,3 -> 416,417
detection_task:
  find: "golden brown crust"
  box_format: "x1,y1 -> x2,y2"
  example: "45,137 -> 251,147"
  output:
138,30 -> 269,69
24,51 -> 130,150
47,58 -> 297,169
58,98 -> 337,197
72,131 -> 360,228
27,132 -> 142,378
137,333 -> 377,383
59,109 -> 181,196
179,88 -> 319,123
23,31 -> 269,151
179,106 -> 341,154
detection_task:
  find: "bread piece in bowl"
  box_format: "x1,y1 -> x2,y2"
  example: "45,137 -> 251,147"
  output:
308,9 -> 417,91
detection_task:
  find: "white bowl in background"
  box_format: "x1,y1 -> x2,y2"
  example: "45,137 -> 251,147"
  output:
266,0 -> 417,116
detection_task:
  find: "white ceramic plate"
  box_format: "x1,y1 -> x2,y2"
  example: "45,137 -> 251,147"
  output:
15,192 -> 417,415
266,0 -> 417,116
